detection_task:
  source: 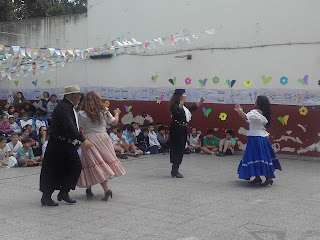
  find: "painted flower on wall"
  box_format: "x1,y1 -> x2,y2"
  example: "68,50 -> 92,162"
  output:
104,100 -> 110,107
299,106 -> 308,116
280,76 -> 288,85
212,76 -> 219,84
244,79 -> 252,87
185,77 -> 191,85
219,112 -> 227,121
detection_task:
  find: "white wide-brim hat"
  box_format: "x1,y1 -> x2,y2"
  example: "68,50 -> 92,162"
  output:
61,85 -> 84,95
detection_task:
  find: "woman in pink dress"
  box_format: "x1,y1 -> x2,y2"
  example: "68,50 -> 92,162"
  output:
77,91 -> 125,201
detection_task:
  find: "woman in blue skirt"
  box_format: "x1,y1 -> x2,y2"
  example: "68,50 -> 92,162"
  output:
235,95 -> 282,186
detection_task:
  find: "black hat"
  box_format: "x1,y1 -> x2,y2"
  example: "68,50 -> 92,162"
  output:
174,89 -> 185,96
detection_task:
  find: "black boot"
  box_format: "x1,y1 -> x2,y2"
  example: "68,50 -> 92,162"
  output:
171,164 -> 184,178
41,193 -> 59,207
57,191 -> 76,204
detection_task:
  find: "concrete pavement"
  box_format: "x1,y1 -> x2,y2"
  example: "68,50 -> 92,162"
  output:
0,153 -> 320,240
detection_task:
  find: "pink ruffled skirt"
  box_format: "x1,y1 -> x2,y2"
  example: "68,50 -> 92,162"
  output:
77,132 -> 125,188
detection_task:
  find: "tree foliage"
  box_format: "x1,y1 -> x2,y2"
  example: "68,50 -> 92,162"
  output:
0,0 -> 87,22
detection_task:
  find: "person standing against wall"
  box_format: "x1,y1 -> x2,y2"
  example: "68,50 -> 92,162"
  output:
169,89 -> 204,178
40,85 -> 92,206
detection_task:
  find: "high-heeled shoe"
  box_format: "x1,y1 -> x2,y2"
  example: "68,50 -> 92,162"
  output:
261,179 -> 273,186
248,177 -> 262,184
86,188 -> 93,197
102,190 -> 113,201
57,193 -> 76,203
41,196 -> 59,206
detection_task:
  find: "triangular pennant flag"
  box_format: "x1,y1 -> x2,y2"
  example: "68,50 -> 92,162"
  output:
11,46 -> 20,57
47,48 -> 55,57
19,47 -> 26,57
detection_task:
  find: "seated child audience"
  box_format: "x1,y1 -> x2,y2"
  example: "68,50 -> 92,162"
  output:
20,113 -> 33,129
201,130 -> 219,155
216,129 -> 236,156
8,115 -> 21,134
187,127 -> 201,153
13,111 -> 20,119
148,123 -> 162,153
137,128 -> 158,154
133,122 -> 141,136
16,138 -> 41,167
157,126 -> 169,152
35,113 -> 48,134
47,94 -> 58,116
123,125 -> 143,156
0,114 -> 13,137
155,122 -> 162,134
0,136 -> 17,168
110,128 -> 129,159
6,133 -> 23,158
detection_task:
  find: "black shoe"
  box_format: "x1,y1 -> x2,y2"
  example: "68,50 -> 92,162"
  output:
248,177 -> 262,184
57,193 -> 76,203
41,196 -> 59,206
171,171 -> 184,178
216,151 -> 222,156
86,188 -> 93,197
119,154 -> 128,159
102,190 -> 113,201
261,179 -> 273,186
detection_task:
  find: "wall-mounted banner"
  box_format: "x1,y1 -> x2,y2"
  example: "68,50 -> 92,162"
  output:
0,28 -> 215,81
1,87 -> 319,106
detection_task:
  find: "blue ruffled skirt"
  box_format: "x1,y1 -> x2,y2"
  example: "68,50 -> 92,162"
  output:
237,136 -> 282,180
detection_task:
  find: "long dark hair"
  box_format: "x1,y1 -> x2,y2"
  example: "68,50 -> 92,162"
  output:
168,94 -> 181,113
256,95 -> 271,128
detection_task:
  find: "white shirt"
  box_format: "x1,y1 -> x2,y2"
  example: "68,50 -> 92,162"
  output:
10,122 -> 21,133
42,140 -> 48,159
183,106 -> 192,122
110,133 -> 128,146
36,120 -> 47,134
135,129 -> 141,136
6,141 -> 23,157
0,146 -> 7,161
20,119 -> 33,128
148,131 -> 160,146
188,133 -> 201,146
246,110 -> 269,137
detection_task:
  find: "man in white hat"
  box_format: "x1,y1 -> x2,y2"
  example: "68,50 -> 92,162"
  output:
40,85 -> 92,206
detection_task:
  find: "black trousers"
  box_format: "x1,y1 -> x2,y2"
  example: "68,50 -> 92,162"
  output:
40,138 -> 82,195
169,122 -> 187,173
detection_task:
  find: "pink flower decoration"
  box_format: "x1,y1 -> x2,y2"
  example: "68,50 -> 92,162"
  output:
185,77 -> 191,85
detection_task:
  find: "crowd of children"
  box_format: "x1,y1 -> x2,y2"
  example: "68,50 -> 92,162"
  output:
0,91 -> 238,169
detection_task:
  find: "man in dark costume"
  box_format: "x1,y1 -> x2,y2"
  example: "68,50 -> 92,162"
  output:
169,89 -> 204,178
40,85 -> 91,206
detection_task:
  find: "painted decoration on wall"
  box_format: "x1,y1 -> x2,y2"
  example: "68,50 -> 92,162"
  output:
202,107 -> 212,117
244,79 -> 252,87
280,76 -> 288,85
261,75 -> 272,85
14,80 -> 19,87
105,100 -> 110,107
212,76 -> 219,84
155,94 -> 164,104
298,75 -> 308,86
277,115 -> 289,125
124,105 -> 132,112
219,112 -> 227,121
299,106 -> 308,116
45,79 -> 51,85
169,77 -> 176,86
185,77 -> 191,85
198,78 -> 207,88
151,75 -> 158,83
32,79 -> 38,87
226,79 -> 236,88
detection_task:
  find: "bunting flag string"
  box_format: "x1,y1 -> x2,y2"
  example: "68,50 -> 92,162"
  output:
0,28 -> 215,81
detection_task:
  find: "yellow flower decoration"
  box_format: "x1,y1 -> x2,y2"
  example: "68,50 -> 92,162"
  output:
104,100 -> 110,107
299,106 -> 308,116
244,79 -> 252,87
219,112 -> 227,121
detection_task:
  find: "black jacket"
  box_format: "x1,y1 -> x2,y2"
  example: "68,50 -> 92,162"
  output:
49,98 -> 85,142
137,132 -> 150,149
171,103 -> 198,122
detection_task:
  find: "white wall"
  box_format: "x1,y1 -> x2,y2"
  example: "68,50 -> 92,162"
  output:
85,0 -> 320,90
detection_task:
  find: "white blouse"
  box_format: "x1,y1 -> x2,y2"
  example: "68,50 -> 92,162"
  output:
78,108 -> 115,134
246,110 -> 269,137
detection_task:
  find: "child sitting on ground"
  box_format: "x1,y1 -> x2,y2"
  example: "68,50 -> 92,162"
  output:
110,128 -> 129,159
16,138 -> 41,167
8,115 -> 21,134
134,122 -> 141,136
216,129 -> 236,156
157,126 -> 169,152
6,133 -> 22,158
20,113 -> 33,129
137,128 -> 158,154
35,113 -> 48,134
123,125 -> 143,156
0,114 -> 13,138
148,123 -> 162,153
0,136 -> 17,168
187,127 -> 201,153
201,130 -> 219,155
